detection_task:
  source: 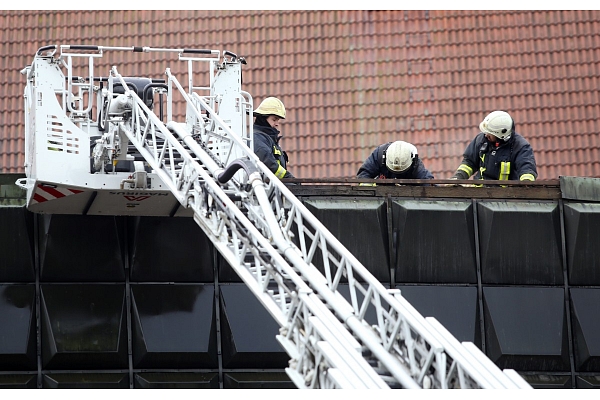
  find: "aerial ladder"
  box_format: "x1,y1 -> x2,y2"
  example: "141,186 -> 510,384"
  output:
16,44 -> 532,389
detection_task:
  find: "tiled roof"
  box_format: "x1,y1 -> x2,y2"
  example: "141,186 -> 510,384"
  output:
1,10 -> 599,179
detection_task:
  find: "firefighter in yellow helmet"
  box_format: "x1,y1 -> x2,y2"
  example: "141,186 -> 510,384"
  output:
357,140 -> 434,181
253,97 -> 294,179
450,111 -> 537,181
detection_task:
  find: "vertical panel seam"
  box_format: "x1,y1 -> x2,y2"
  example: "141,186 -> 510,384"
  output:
213,248 -> 224,388
123,217 -> 134,388
34,213 -> 42,388
559,199 -> 577,387
472,199 -> 486,354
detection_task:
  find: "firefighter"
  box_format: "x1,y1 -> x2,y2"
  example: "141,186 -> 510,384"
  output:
357,140 -> 434,182
450,110 -> 537,181
253,97 -> 294,179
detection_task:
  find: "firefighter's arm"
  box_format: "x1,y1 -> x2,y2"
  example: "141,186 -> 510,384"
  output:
450,168 -> 470,180
356,150 -> 381,186
356,148 -> 381,180
514,144 -> 537,181
255,143 -> 282,176
450,136 -> 481,180
275,163 -> 294,179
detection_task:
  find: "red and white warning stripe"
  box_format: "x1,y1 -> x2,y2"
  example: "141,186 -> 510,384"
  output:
31,184 -> 84,204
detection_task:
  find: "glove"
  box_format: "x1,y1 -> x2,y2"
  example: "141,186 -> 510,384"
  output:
450,170 -> 469,180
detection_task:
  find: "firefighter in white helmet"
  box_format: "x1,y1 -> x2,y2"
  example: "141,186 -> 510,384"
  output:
450,110 -> 537,181
357,140 -> 434,182
253,97 -> 294,179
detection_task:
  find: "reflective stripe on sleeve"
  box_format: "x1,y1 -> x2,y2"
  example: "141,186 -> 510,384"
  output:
275,164 -> 287,179
458,164 -> 473,176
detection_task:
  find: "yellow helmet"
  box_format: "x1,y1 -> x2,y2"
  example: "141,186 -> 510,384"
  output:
254,97 -> 286,119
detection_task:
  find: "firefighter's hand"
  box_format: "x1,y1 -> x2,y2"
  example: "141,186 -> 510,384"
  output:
440,177 -> 461,187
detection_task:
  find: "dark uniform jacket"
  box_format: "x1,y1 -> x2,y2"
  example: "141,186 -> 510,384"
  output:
456,132 -> 537,181
356,142 -> 434,180
253,125 -> 294,179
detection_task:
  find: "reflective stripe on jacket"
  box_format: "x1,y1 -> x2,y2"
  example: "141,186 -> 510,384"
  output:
458,132 -> 537,181
253,125 -> 294,179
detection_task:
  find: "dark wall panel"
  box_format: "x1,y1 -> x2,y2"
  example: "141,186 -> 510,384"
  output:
478,201 -> 563,285
220,284 -> 288,369
38,214 -> 126,282
569,288 -> 600,372
576,375 -> 600,388
303,198 -> 390,283
0,207 -> 34,282
129,217 -> 214,283
40,284 -> 128,370
42,373 -> 129,388
392,199 -> 476,284
0,373 -> 37,388
134,372 -> 219,388
483,286 -> 569,371
218,253 -> 243,283
223,372 -> 295,389
564,203 -> 600,285
396,285 -> 480,345
0,285 -> 36,370
522,374 -> 572,389
130,284 -> 217,369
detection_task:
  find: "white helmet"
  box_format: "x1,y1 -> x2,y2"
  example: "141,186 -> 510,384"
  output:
479,110 -> 513,140
385,141 -> 417,172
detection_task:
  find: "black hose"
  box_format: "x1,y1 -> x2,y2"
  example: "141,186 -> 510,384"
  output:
36,45 -> 56,55
217,158 -> 258,184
